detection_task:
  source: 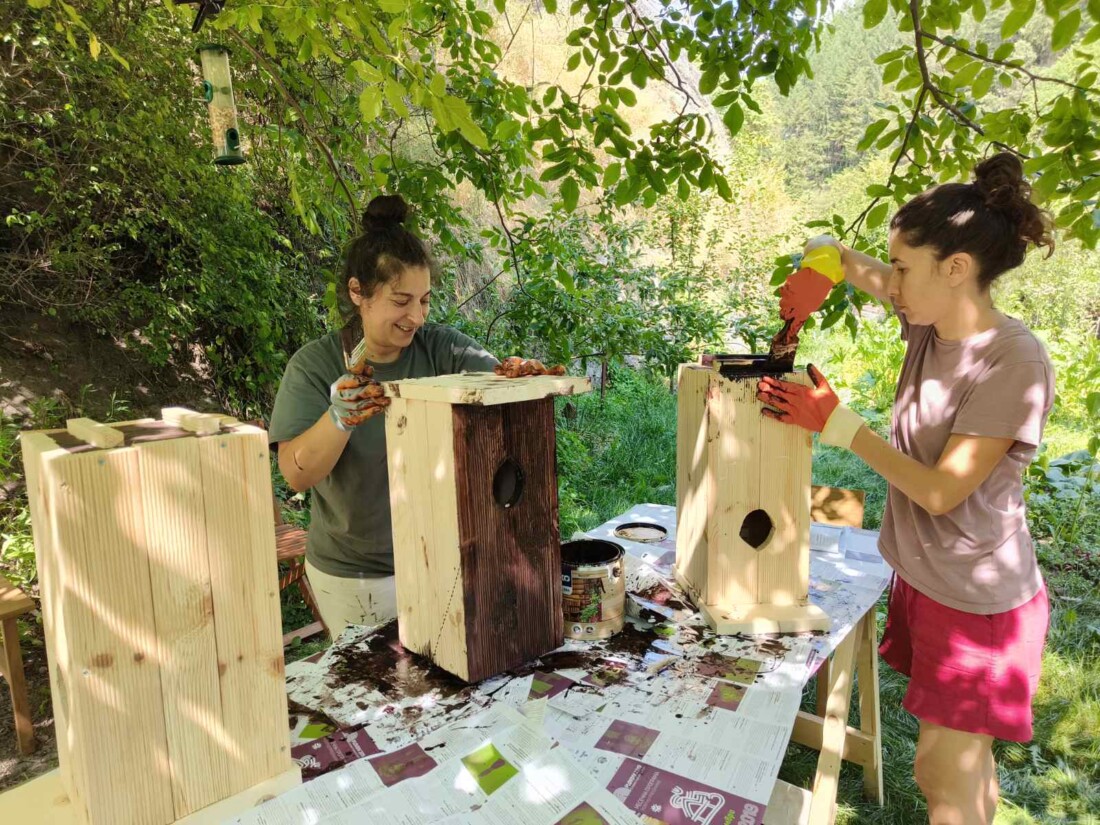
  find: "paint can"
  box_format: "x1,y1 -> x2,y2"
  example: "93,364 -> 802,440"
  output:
561,539 -> 625,640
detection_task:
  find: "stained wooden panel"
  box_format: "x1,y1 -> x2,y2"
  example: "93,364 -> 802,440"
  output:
452,399 -> 562,683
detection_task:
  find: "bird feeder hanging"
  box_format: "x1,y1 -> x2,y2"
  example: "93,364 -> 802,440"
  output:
197,44 -> 245,165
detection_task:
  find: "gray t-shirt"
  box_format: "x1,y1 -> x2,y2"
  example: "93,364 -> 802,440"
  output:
269,324 -> 498,578
878,313 -> 1054,614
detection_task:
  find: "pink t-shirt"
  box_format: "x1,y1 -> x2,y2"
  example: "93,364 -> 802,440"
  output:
878,314 -> 1054,614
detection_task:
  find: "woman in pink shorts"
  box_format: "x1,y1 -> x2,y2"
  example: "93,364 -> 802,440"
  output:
757,152 -> 1055,824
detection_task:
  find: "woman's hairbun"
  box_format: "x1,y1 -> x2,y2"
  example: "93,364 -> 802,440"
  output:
362,194 -> 409,232
973,152 -> 1027,211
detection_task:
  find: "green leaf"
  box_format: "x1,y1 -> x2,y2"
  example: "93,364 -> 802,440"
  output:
863,0 -> 889,29
618,87 -> 637,106
385,78 -> 410,117
544,0 -> 557,12
566,52 -> 581,72
561,177 -> 580,211
494,120 -> 521,141
866,201 -> 890,229
973,66 -> 995,98
378,0 -> 406,12
602,162 -> 622,188
493,0 -> 506,11
1051,9 -> 1081,50
715,173 -> 733,201
359,86 -> 382,121
541,162 -> 571,182
88,33 -> 100,60
1086,391 -> 1100,418
104,43 -> 129,70
722,102 -> 744,135
1090,0 -> 1100,23
1002,7 -> 1031,38
27,0 -> 52,8
677,176 -> 691,201
858,118 -> 891,151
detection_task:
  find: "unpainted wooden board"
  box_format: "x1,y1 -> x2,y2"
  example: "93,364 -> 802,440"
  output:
64,418 -> 124,449
674,366 -> 710,599
757,371 -> 812,607
198,430 -> 290,796
707,375 -> 759,607
139,438 -> 230,816
382,373 -> 590,406
31,440 -> 175,824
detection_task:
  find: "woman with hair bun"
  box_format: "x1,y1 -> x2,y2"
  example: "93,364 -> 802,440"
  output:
758,153 -> 1055,823
270,194 -> 552,638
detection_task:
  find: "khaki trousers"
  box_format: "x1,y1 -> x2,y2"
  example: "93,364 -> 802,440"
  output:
305,559 -> 397,641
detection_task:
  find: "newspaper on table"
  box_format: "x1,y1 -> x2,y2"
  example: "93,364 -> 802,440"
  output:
266,503 -> 891,824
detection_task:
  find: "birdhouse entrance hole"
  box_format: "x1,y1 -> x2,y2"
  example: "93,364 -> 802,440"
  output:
739,509 -> 775,549
492,458 -> 524,508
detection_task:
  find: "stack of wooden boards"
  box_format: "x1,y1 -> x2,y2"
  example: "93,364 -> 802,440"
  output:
12,409 -> 298,824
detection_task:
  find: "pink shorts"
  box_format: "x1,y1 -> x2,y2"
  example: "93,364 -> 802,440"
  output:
878,575 -> 1049,742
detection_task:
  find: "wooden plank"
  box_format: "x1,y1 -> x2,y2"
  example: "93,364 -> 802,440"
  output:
423,404 -> 467,677
18,432 -> 78,808
707,374 -> 759,607
764,779 -> 811,825
452,399 -> 562,683
807,626 -> 859,825
789,710 -> 877,769
64,418 -> 124,449
198,429 -> 290,796
0,766 -> 301,825
675,366 -> 710,600
139,438 -> 230,817
699,601 -> 831,634
0,575 -> 34,621
161,408 -> 220,436
855,612 -> 884,804
34,442 -> 175,824
810,486 -> 866,529
2,616 -> 35,755
389,398 -> 439,664
382,373 -> 590,406
757,371 -> 812,607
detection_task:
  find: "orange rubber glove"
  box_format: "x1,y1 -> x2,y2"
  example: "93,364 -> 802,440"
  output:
756,365 -> 866,449
778,245 -> 845,325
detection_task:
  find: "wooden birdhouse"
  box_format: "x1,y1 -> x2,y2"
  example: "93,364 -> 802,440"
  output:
382,373 -> 591,682
675,362 -> 831,634
17,409 -> 298,824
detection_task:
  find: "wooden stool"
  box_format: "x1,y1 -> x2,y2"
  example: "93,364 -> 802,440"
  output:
274,518 -> 326,646
0,574 -> 35,756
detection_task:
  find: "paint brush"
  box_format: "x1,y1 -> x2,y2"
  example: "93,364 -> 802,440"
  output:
340,324 -> 370,376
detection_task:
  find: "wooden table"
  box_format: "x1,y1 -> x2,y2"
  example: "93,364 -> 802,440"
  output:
270,503 -> 889,825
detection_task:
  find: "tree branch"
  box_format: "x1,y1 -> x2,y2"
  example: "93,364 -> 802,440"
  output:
846,86 -> 928,239
921,31 -> 1095,96
227,29 -> 358,220
907,0 -> 984,135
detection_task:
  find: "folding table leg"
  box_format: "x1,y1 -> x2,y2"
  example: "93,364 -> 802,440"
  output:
856,611 -> 884,804
806,627 -> 858,825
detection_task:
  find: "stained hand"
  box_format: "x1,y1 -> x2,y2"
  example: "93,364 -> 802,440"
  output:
494,356 -> 567,378
328,365 -> 390,431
